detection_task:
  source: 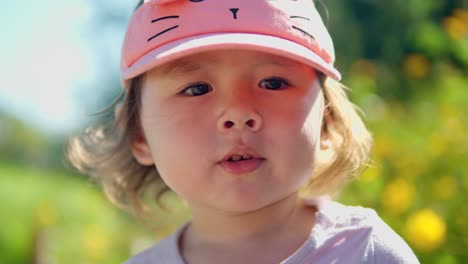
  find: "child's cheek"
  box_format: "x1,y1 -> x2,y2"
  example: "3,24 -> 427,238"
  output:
267,88 -> 322,135
149,101 -> 215,144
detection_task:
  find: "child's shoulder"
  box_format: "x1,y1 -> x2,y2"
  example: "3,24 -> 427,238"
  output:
303,196 -> 419,263
123,224 -> 187,264
307,196 -> 379,227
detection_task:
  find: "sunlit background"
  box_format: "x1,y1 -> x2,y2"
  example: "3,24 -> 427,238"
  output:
1,0 -> 467,263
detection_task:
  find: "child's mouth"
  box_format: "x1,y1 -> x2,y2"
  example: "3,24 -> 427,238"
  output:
218,145 -> 265,175
220,151 -> 264,175
228,154 -> 252,162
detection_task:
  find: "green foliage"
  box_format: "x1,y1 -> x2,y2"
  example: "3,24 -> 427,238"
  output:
0,163 -> 149,264
340,64 -> 467,262
0,113 -> 67,169
0,161 -> 189,264
330,1 -> 468,262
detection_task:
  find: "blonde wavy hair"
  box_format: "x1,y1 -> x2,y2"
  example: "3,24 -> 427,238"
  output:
67,72 -> 372,216
67,0 -> 372,217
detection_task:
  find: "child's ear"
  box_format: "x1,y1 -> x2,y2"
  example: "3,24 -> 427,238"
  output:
320,136 -> 332,150
115,101 -> 155,165
131,127 -> 155,166
320,104 -> 333,151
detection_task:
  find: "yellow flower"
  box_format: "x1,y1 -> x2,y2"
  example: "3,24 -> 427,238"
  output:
405,209 -> 446,252
35,201 -> 57,227
443,9 -> 468,40
83,226 -> 109,261
382,178 -> 415,215
432,176 -> 457,200
403,54 -> 431,79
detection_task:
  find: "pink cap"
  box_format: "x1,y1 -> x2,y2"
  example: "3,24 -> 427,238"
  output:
121,0 -> 341,88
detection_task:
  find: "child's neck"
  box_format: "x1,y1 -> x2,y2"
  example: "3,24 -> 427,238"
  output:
182,193 -> 316,251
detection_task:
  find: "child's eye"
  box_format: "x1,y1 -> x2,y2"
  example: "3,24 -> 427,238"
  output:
259,77 -> 291,90
181,83 -> 212,96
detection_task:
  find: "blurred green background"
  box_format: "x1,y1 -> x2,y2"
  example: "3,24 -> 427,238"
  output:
1,0 -> 467,263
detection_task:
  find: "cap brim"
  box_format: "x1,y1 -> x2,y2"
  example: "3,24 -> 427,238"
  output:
122,33 -> 341,85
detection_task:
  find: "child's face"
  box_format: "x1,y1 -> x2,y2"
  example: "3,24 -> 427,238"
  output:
132,49 -> 324,214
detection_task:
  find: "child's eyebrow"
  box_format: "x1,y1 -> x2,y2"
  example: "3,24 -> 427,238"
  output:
156,57 -> 217,77
253,57 -> 301,69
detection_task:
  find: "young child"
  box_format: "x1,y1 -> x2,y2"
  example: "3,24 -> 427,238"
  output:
68,0 -> 420,263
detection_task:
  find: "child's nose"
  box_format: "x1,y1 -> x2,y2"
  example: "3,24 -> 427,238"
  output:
217,102 -> 263,133
218,115 -> 262,132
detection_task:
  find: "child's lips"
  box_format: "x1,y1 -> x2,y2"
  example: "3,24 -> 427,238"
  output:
219,158 -> 265,175
218,146 -> 265,175
220,145 -> 263,162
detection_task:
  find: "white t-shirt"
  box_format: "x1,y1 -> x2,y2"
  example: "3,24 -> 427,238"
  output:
124,197 -> 420,264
